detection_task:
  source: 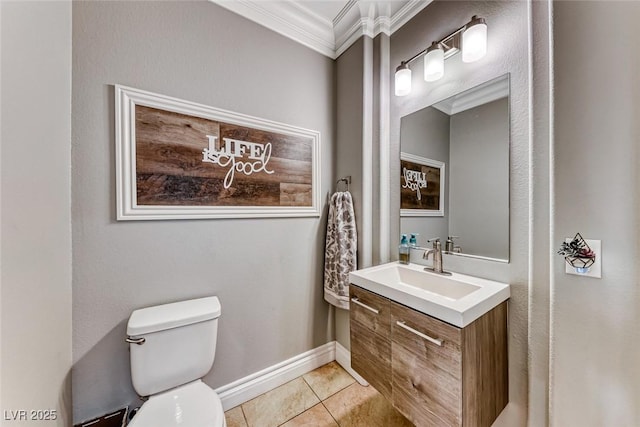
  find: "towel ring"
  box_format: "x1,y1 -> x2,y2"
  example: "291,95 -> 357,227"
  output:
336,176 -> 351,192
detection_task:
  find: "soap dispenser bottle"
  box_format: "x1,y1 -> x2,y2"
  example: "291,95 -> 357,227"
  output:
409,233 -> 418,248
399,234 -> 410,265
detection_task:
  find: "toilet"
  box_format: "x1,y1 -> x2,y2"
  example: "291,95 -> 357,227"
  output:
126,296 -> 225,427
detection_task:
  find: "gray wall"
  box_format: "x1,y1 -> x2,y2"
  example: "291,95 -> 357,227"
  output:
333,33 -> 387,352
1,1 -> 73,425
399,106 -> 450,245
336,37 -> 365,278
390,2 -> 529,425
551,1 -> 640,425
449,98 -> 509,259
72,1 -> 334,422
333,37 -> 365,351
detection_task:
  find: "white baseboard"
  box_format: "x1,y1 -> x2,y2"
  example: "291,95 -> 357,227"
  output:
215,341 -> 336,410
334,341 -> 369,386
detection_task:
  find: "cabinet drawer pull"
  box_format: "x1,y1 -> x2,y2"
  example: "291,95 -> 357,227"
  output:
351,297 -> 380,314
396,321 -> 443,346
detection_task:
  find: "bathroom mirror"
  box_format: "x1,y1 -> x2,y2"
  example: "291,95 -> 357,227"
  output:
400,74 -> 510,262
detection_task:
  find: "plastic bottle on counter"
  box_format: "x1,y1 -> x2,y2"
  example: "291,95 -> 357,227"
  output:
399,234 -> 410,265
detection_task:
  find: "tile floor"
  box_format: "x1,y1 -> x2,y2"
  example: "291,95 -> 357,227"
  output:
224,361 -> 413,427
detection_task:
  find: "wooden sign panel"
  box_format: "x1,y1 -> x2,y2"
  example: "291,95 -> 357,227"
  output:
400,152 -> 444,217
115,85 -> 320,220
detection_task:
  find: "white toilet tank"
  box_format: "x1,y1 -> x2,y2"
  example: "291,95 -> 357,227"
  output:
127,296 -> 221,397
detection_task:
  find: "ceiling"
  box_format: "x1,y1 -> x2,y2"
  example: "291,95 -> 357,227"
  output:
210,0 -> 432,59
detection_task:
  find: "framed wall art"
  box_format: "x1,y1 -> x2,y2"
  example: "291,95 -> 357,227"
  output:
400,152 -> 445,217
115,85 -> 321,220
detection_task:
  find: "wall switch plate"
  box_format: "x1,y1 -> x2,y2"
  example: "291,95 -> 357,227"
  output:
565,238 -> 601,278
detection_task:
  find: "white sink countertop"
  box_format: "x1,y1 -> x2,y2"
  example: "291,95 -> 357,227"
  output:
349,262 -> 510,328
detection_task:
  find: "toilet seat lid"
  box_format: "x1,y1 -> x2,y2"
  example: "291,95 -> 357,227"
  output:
128,380 -> 225,427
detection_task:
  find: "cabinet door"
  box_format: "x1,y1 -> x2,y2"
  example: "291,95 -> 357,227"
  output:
391,302 -> 463,427
349,285 -> 391,338
350,319 -> 392,398
349,286 -> 392,398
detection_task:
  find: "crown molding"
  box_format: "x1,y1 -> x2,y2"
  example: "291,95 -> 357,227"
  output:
334,17 -> 370,58
211,0 -> 336,58
433,75 -> 510,115
210,0 -> 433,59
390,0 -> 432,33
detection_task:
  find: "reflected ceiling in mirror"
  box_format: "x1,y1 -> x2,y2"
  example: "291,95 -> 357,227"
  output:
400,74 -> 510,262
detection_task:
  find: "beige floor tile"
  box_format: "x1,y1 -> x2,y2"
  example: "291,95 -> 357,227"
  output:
225,406 -> 248,427
241,377 -> 320,427
280,403 -> 339,427
323,382 -> 413,427
302,361 -> 356,400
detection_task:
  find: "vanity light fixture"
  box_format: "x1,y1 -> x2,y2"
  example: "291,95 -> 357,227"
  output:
395,62 -> 412,96
423,42 -> 444,82
394,15 -> 488,96
462,16 -> 488,63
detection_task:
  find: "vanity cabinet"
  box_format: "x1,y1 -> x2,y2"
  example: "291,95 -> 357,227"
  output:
349,285 -> 508,427
349,285 -> 392,399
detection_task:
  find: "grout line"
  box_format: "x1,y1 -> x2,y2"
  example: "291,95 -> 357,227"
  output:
316,378 -> 357,402
243,362 -> 357,427
301,376 -> 323,402
303,362 -> 358,402
275,379 -> 322,426
300,368 -> 344,426
320,400 -> 341,427
275,404 -> 315,427
240,405 -> 249,427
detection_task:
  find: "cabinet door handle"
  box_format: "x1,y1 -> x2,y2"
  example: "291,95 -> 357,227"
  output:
350,297 -> 379,314
396,321 -> 443,346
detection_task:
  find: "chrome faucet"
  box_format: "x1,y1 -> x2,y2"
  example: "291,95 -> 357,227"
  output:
423,238 -> 452,276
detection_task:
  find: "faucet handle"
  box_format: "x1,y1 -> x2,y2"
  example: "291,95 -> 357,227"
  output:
427,238 -> 441,250
445,236 -> 459,252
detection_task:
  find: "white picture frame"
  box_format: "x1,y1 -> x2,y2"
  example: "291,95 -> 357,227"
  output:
400,152 -> 445,217
115,85 -> 321,220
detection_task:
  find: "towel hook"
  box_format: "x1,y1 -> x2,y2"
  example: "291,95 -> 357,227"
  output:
336,176 -> 351,192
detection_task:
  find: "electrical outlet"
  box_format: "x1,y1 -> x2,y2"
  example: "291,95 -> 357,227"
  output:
565,238 -> 601,278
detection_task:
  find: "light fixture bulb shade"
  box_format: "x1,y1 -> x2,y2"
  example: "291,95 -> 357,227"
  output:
462,18 -> 487,63
423,45 -> 444,82
395,66 -> 411,96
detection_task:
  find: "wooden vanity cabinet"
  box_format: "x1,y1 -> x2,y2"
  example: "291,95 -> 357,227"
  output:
349,285 -> 508,427
349,285 -> 392,399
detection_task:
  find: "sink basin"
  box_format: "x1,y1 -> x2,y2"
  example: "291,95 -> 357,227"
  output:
363,265 -> 481,300
349,262 -> 510,327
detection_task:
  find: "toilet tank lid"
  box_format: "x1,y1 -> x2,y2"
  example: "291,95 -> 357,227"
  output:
127,296 -> 221,336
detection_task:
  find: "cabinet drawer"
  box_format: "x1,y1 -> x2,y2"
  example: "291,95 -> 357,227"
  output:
349,285 -> 391,338
350,319 -> 392,399
391,302 -> 462,427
